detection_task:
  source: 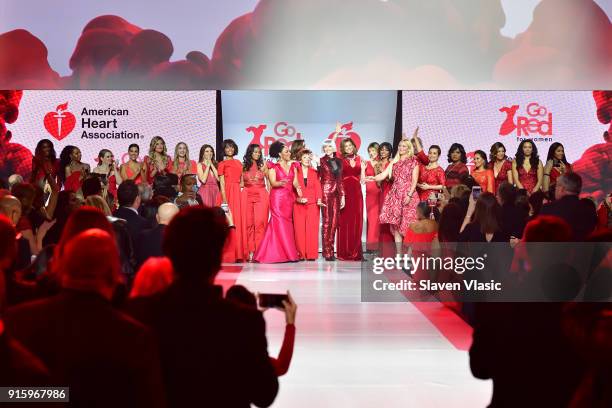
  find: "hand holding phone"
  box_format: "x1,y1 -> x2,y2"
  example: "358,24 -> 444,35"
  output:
258,293 -> 289,309
471,186 -> 482,199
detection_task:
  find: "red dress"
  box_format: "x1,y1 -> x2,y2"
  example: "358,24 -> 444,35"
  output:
380,158 -> 419,236
488,160 -> 513,194
143,155 -> 173,184
471,168 -> 494,193
31,158 -> 59,189
445,162 -> 469,189
518,165 -> 538,193
293,166 -> 321,260
198,164 -> 221,207
219,159 -> 244,262
123,162 -> 143,184
173,159 -> 198,181
548,162 -> 572,195
337,156 -> 363,261
63,171 -> 83,193
241,163 -> 269,258
417,164 -> 446,201
319,155 -> 344,259
364,161 -> 381,251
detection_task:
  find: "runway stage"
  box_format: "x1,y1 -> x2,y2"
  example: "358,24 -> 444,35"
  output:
216,260 -> 492,407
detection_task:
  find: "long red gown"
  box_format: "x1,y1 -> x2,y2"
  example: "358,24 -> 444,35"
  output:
219,159 -> 244,262
241,163 -> 269,258
293,165 -> 321,260
143,155 -> 173,184
197,164 -> 221,207
337,156 -> 363,261
517,165 -> 538,193
488,160 -> 512,194
417,164 -> 446,201
445,162 -> 469,189
364,161 -> 381,251
254,162 -> 299,263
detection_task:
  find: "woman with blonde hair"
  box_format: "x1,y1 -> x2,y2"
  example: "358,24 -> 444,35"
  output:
366,139 -> 419,255
172,142 -> 197,181
143,136 -> 172,184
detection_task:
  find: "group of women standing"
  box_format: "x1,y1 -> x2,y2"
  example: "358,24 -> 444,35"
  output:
28,132 -> 573,263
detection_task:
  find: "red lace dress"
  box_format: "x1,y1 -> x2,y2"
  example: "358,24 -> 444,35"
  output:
488,160 -> 513,194
517,165 -> 538,193
417,164 -> 446,201
379,158 -> 419,235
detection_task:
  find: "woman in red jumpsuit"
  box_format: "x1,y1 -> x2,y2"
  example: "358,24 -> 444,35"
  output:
293,149 -> 323,260
241,144 -> 269,262
319,138 -> 344,261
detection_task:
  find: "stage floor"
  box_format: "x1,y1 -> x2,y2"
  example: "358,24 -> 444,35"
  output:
216,259 -> 492,407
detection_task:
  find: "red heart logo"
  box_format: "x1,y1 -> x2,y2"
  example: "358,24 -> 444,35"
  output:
44,102 -> 76,141
327,122 -> 361,153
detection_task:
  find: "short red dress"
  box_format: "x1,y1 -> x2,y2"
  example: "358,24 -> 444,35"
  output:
417,164 -> 446,201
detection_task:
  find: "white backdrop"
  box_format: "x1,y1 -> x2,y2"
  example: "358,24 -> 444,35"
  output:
402,91 -> 606,167
221,91 -> 397,159
7,90 -> 217,166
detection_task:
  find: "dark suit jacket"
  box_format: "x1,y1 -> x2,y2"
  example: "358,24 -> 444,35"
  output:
135,224 -> 165,269
5,290 -> 166,408
113,206 -> 150,245
125,281 -> 278,408
540,195 -> 597,240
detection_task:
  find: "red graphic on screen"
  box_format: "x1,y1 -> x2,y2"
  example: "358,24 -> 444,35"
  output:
44,102 -> 76,141
246,122 -> 303,156
498,103 -> 552,137
0,90 -> 33,180
327,122 -> 361,152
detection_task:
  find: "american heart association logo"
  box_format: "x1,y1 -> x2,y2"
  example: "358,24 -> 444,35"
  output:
44,102 -> 76,141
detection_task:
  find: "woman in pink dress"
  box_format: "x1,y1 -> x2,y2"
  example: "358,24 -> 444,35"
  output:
254,141 -> 302,263
196,144 -> 221,207
120,144 -> 144,184
512,139 -> 543,195
488,142 -> 513,194
417,145 -> 446,202
172,142 -> 198,181
471,150 -> 494,193
241,144 -> 270,262
367,139 -> 419,255
364,142 -> 381,253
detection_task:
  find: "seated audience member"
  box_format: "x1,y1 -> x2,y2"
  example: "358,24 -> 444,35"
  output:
5,229 -> 166,407
226,285 -> 297,377
540,173 -> 596,240
8,174 -> 23,189
470,216 -> 584,408
10,182 -> 38,254
435,202 -> 464,243
137,182 -> 154,212
497,182 -> 527,239
459,192 -> 509,242
81,175 -> 103,199
0,194 -> 30,271
140,195 -> 171,226
42,190 -> 81,248
135,203 -> 179,269
404,201 -> 438,245
0,215 -> 50,386
528,191 -> 546,219
126,207 -> 278,408
130,257 -> 174,298
152,173 -> 179,200
114,180 -> 149,244
174,174 -> 203,208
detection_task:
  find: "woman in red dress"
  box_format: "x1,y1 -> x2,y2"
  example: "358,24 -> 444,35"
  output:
241,144 -> 269,262
512,139 -> 543,195
143,136 -> 173,184
337,138 -> 366,261
376,142 -> 394,255
445,143 -> 469,189
119,144 -> 144,184
471,150 -> 494,193
367,140 -> 419,255
92,149 -> 122,206
319,139 -> 344,261
488,142 -> 513,195
294,149 -> 323,261
417,145 -> 446,201
364,142 -> 381,253
543,142 -> 572,200
59,145 -> 90,193
172,142 -> 198,181
218,139 -> 245,262
30,139 -> 59,190
197,144 -> 221,207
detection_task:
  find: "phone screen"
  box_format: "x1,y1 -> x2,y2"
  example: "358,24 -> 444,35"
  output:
472,186 -> 481,199
258,293 -> 288,309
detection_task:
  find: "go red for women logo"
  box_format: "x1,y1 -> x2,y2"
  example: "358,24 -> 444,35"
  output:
499,103 -> 553,138
44,102 -> 76,141
246,122 -> 303,156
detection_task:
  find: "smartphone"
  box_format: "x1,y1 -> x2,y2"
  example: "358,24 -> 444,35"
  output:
553,158 -> 561,167
220,203 -> 230,213
471,185 -> 481,199
258,293 -> 288,309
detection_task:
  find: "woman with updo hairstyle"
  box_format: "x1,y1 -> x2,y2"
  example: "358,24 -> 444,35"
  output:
241,143 -> 269,261
293,148 -> 323,260
488,142 -> 513,194
92,149 -> 122,206
471,150 -> 494,193
416,144 -> 446,201
253,141 -> 301,263
60,145 -> 90,193
445,143 -> 469,189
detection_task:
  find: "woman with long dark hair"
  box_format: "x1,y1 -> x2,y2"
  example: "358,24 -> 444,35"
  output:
543,142 -> 571,199
488,142 -> 513,194
471,150 -> 494,193
218,139 -> 244,262
512,139 -> 543,195
242,144 -> 269,261
376,142 -> 394,253
254,141 -> 301,263
60,145 -> 90,193
445,143 -> 469,189
417,144 -> 446,201
337,138 -> 366,261
319,136 -> 344,261
30,139 -> 59,189
143,136 -> 172,184
364,142 -> 381,252
459,192 -> 509,242
196,144 -> 220,207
